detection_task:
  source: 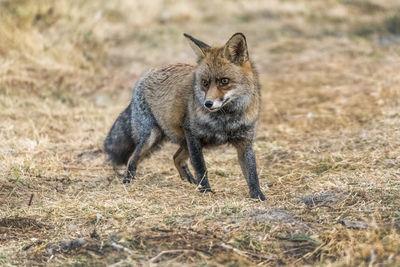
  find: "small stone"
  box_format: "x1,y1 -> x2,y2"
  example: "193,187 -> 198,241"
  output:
302,190 -> 343,208
341,220 -> 368,229
248,208 -> 297,223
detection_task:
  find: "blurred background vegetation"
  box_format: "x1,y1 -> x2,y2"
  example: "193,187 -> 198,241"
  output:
1,0 -> 399,102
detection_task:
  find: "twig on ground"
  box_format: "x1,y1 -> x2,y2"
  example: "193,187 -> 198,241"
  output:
28,193 -> 34,206
110,242 -> 133,255
220,243 -> 275,262
149,249 -> 196,263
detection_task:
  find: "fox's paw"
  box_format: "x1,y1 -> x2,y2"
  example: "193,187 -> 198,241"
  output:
198,186 -> 214,194
182,165 -> 196,184
186,173 -> 197,184
122,178 -> 131,184
250,190 -> 266,201
123,171 -> 134,184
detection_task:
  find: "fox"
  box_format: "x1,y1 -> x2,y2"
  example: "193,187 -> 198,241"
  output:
104,32 -> 265,200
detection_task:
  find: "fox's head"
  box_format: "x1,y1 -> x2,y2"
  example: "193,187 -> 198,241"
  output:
184,32 -> 258,112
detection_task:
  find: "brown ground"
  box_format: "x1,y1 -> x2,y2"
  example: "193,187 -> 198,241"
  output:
0,0 -> 399,266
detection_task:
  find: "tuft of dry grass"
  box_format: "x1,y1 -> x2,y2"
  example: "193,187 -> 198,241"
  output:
1,0 -> 400,266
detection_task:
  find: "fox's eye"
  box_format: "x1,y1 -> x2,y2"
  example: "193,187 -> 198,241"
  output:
201,79 -> 209,88
220,78 -> 229,86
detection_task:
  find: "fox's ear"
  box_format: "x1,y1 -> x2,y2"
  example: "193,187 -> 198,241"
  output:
223,33 -> 249,65
184,33 -> 210,58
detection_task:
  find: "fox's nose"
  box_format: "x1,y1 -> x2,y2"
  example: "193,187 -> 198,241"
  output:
204,100 -> 213,108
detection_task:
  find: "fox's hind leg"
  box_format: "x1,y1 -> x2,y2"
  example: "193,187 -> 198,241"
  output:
123,127 -> 163,183
173,145 -> 196,184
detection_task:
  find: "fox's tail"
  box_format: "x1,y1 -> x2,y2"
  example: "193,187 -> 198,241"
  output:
104,103 -> 135,166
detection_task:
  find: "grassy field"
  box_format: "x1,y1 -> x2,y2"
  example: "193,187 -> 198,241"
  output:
1,0 -> 400,266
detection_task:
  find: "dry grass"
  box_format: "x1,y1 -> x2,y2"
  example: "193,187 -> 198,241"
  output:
1,0 -> 400,266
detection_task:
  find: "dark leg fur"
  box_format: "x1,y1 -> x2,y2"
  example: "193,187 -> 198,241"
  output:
123,127 -> 164,183
234,140 -> 265,201
104,104 -> 135,166
184,129 -> 212,192
123,139 -> 146,183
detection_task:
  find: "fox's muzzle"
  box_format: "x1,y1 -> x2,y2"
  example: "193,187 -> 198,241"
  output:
203,99 -> 221,111
203,98 -> 231,112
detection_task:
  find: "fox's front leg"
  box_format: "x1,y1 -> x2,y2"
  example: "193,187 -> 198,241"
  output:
183,129 -> 212,192
234,140 -> 266,201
